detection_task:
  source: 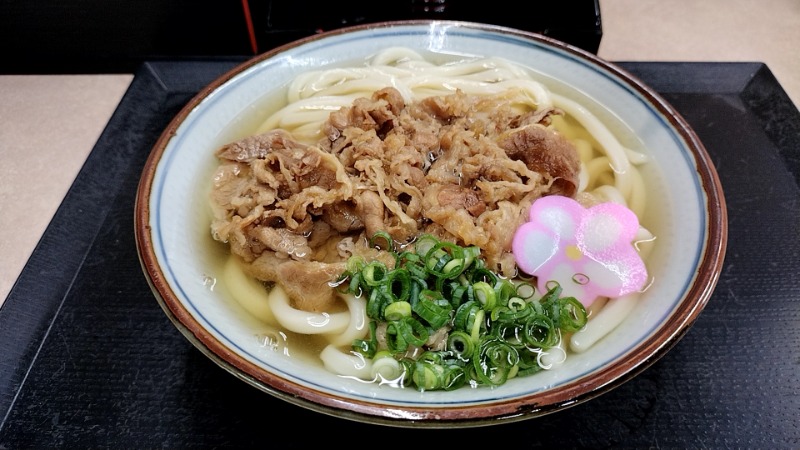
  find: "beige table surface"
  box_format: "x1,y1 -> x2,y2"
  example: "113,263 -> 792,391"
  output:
1,0 -> 799,307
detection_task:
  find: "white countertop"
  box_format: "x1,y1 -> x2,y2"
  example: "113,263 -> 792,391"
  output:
1,0 -> 798,306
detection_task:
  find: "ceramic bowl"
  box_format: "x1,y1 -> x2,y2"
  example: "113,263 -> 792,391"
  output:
135,20 -> 727,427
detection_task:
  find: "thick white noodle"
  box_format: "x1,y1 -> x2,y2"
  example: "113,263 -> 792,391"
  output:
326,294 -> 369,347
550,94 -> 631,169
625,146 -> 651,165
320,345 -> 374,379
625,160 -> 648,218
370,357 -> 404,381
538,337 -> 568,369
551,93 -> 643,202
267,285 -> 349,335
585,156 -> 613,187
634,226 -> 657,261
577,162 -> 590,193
258,48 -> 555,144
573,138 -> 594,162
223,256 -> 277,326
569,293 -> 639,353
368,46 -> 428,65
592,184 -> 628,207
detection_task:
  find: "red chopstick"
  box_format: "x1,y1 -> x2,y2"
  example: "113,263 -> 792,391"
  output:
241,0 -> 258,54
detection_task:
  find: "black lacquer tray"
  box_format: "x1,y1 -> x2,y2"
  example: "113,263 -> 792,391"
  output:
1,60 -> 798,448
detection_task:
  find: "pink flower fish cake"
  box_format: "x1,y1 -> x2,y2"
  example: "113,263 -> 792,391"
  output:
512,195 -> 649,307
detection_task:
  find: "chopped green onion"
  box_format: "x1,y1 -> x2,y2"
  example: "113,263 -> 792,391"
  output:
346,271 -> 363,296
343,232 -> 592,391
369,230 -> 394,251
413,234 -> 439,259
447,330 -> 475,361
397,316 -> 429,347
405,263 -> 428,282
454,300 -> 481,331
492,301 -> 533,323
347,255 -> 366,272
397,358 -> 415,387
384,301 -> 412,321
366,289 -> 391,320
385,321 -> 409,353
470,266 -> 498,286
362,261 -> 389,287
472,281 -> 497,310
507,296 -> 527,310
441,365 -> 467,391
413,290 -> 452,329
384,267 -> 411,302
409,356 -> 467,391
412,360 -> 442,391
352,321 -> 378,358
515,281 -> 536,299
494,279 -> 517,305
472,336 -> 519,386
523,313 -> 559,349
416,350 -> 445,365
444,282 -> 469,308
559,296 -> 588,332
491,322 -> 526,348
469,309 -> 486,342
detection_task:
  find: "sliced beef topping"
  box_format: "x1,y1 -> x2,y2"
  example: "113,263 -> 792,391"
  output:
498,124 -> 581,197
436,185 -> 486,217
215,129 -> 306,163
210,87 -> 582,311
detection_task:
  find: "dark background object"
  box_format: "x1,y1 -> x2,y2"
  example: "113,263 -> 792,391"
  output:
0,0 -> 602,73
0,60 -> 798,447
247,0 -> 604,55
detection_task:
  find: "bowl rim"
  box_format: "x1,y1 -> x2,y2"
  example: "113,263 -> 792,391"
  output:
134,19 -> 728,427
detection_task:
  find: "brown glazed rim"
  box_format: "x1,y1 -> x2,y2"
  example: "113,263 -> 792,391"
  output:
134,20 -> 728,428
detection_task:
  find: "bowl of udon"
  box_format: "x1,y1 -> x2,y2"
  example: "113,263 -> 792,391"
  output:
135,20 -> 727,427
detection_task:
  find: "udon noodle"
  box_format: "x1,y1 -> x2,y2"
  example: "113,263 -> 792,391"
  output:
210,47 -> 656,389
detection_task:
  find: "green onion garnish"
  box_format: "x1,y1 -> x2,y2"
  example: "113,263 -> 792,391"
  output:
338,233 -> 588,391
